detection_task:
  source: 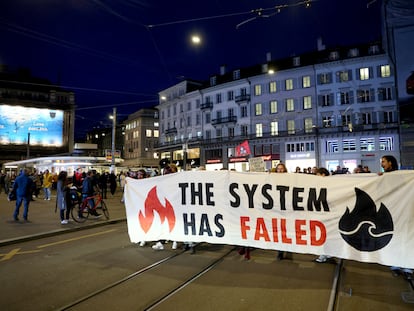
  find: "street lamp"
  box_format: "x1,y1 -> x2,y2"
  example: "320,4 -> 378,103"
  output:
109,107 -> 117,173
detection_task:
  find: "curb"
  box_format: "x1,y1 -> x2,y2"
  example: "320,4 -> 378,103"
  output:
0,218 -> 126,247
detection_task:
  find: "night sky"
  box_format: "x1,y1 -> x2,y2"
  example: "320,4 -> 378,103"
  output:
0,0 -> 382,138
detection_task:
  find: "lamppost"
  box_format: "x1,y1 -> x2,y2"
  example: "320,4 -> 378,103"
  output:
109,107 -> 117,173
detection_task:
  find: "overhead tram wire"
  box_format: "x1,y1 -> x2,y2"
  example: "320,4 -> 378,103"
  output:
145,0 -> 317,29
0,80 -> 156,98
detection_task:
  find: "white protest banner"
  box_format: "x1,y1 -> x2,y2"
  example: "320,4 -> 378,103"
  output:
124,170 -> 414,268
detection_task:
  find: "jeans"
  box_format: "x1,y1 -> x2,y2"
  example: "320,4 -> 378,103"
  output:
14,196 -> 30,220
44,187 -> 51,199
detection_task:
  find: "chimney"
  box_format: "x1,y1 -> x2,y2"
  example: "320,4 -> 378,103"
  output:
266,52 -> 272,62
317,37 -> 326,51
220,65 -> 226,75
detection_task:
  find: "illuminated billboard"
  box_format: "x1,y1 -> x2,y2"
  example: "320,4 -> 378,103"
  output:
0,105 -> 63,146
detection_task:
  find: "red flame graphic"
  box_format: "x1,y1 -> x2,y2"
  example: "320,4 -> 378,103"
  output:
139,186 -> 176,233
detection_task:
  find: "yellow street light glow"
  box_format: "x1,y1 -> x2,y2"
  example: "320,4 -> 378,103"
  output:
191,35 -> 201,44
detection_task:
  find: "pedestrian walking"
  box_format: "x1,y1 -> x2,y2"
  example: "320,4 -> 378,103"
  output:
12,168 -> 34,222
56,171 -> 71,225
42,169 -> 53,200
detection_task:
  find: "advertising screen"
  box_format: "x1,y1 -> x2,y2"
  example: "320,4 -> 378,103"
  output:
0,105 -> 63,146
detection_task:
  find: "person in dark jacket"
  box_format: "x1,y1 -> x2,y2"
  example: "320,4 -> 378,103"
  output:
81,170 -> 101,218
12,168 -> 34,222
109,172 -> 117,195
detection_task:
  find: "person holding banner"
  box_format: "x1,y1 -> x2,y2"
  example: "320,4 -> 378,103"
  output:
152,164 -> 179,251
271,163 -> 289,260
380,155 -> 413,278
314,167 -> 334,263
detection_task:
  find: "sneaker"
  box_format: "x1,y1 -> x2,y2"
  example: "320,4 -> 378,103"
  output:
172,241 -> 177,250
277,251 -> 284,261
402,268 -> 413,274
47,198 -> 51,201
139,241 -> 146,247
95,214 -> 102,219
61,220 -> 68,224
315,255 -> 329,263
152,242 -> 164,250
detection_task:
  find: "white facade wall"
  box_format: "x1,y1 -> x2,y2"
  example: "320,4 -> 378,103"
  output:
155,47 -> 400,173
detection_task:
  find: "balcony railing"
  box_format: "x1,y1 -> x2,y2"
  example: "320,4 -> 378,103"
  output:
164,127 -> 177,135
211,116 -> 237,125
200,102 -> 213,110
235,94 -> 250,103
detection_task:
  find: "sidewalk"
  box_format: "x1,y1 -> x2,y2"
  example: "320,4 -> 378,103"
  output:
0,190 -> 127,246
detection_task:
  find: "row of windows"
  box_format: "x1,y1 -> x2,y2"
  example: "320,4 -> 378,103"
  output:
286,142 -> 315,153
163,86 -> 394,131
319,87 -> 393,107
125,129 -> 159,140
159,63 -> 392,121
252,87 -> 394,116
253,64 -> 391,96
162,105 -> 395,138
325,136 -> 394,153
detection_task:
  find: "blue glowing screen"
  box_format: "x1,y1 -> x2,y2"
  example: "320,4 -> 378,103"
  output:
0,105 -> 63,146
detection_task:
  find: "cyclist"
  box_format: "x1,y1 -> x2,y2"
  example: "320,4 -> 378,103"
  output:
81,170 -> 101,218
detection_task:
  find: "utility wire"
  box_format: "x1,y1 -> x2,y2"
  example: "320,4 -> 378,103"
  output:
0,19 -> 146,69
146,0 -> 316,29
0,80 -> 156,98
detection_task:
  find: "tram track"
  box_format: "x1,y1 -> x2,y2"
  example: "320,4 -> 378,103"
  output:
56,243 -> 237,311
2,221 -> 412,311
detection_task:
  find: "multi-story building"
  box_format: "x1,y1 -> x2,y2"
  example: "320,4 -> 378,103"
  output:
123,108 -> 160,168
0,66 -> 75,164
157,81 -> 203,169
314,45 -> 399,172
85,122 -> 125,159
156,41 -> 399,173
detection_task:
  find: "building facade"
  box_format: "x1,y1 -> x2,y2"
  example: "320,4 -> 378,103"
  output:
122,108 -> 160,168
155,42 -> 400,173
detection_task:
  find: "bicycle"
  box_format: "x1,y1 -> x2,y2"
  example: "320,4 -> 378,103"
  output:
71,192 -> 109,223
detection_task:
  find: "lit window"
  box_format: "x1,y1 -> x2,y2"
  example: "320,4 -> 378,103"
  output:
343,139 -> 356,152
380,65 -> 391,77
255,103 -> 262,115
269,81 -> 277,93
146,129 -> 152,137
302,76 -> 310,88
254,84 -> 262,96
304,118 -> 313,133
303,96 -> 312,109
359,67 -> 370,80
286,98 -> 294,111
285,79 -> 293,90
256,123 -> 263,137
287,120 -> 295,134
270,121 -> 279,136
360,137 -> 375,151
270,100 -> 277,114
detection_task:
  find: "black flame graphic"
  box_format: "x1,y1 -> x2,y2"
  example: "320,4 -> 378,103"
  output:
339,188 -> 393,252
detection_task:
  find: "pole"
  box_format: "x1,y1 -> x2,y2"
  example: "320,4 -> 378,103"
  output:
26,132 -> 30,159
111,107 -> 116,173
